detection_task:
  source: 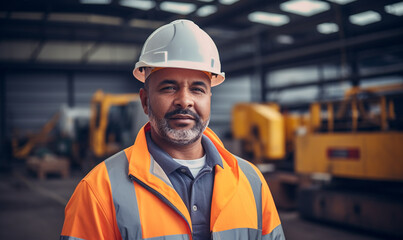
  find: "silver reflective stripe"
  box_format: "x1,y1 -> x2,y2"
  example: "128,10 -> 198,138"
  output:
105,151 -> 143,240
235,156 -> 263,230
60,236 -> 85,240
212,228 -> 262,240
144,234 -> 190,240
262,225 -> 285,240
150,154 -> 173,187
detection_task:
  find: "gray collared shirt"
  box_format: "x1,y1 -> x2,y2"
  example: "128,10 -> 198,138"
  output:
146,132 -> 223,240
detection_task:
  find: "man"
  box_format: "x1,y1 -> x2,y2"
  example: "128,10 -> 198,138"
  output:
60,19 -> 285,240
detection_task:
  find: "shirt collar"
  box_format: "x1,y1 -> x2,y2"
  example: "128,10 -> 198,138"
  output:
201,134 -> 223,169
145,131 -> 223,176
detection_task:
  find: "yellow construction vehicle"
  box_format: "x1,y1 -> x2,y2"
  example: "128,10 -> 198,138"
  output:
232,84 -> 403,237
295,83 -> 403,238
89,90 -> 148,159
232,103 -> 285,161
232,102 -> 308,163
12,112 -> 60,159
297,84 -> 403,180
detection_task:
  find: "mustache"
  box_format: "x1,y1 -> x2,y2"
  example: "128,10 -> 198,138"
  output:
165,108 -> 200,121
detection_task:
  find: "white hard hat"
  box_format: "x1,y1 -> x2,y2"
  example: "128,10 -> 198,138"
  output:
133,19 -> 225,87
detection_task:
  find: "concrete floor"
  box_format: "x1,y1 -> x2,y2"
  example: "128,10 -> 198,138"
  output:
0,168 -> 385,240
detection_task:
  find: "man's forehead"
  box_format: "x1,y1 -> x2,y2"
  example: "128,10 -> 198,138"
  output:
148,68 -> 212,87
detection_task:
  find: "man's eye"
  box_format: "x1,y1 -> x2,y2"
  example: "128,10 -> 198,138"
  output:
192,88 -> 205,93
161,86 -> 175,91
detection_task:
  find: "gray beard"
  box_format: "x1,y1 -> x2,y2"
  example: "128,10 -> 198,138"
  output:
147,101 -> 209,145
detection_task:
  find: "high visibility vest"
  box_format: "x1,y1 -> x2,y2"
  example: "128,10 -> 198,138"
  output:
61,124 -> 284,240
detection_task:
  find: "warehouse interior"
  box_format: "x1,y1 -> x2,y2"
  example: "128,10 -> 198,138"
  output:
1,0 -> 403,239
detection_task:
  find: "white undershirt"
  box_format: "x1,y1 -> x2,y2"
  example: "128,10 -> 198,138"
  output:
173,155 -> 206,178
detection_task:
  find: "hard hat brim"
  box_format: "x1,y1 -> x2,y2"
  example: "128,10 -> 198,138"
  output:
133,63 -> 225,87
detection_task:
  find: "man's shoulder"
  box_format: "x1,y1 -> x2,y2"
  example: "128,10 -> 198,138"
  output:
232,154 -> 255,169
232,154 -> 262,183
82,149 -> 129,184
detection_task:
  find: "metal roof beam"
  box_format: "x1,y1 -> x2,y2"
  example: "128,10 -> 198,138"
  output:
0,19 -> 152,44
81,42 -> 102,63
225,27 -> 403,73
30,40 -> 46,62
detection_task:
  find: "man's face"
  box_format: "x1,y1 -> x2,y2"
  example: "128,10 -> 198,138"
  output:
140,68 -> 212,146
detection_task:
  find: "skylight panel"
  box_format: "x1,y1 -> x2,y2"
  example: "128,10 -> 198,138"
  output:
349,11 -> 381,26
248,11 -> 290,26
129,19 -> 163,29
385,1 -> 403,16
90,15 -> 122,25
38,42 -> 92,62
326,0 -> 356,5
49,13 -> 88,23
49,13 -> 122,25
119,0 -> 155,10
219,0 -> 240,5
280,0 -> 330,17
87,44 -> 139,63
160,1 -> 196,15
197,5 -> 218,17
80,0 -> 111,4
317,22 -> 339,34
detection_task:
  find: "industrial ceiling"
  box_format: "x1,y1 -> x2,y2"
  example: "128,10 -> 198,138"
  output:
0,0 -> 402,78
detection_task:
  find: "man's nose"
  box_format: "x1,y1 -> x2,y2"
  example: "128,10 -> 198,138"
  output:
174,89 -> 194,109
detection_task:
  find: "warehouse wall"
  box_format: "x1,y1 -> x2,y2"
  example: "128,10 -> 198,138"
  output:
5,73 -> 69,137
4,72 -> 140,138
209,74 -> 252,138
74,73 -> 140,107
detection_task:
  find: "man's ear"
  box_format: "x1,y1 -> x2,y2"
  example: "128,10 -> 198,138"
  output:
139,88 -> 149,115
